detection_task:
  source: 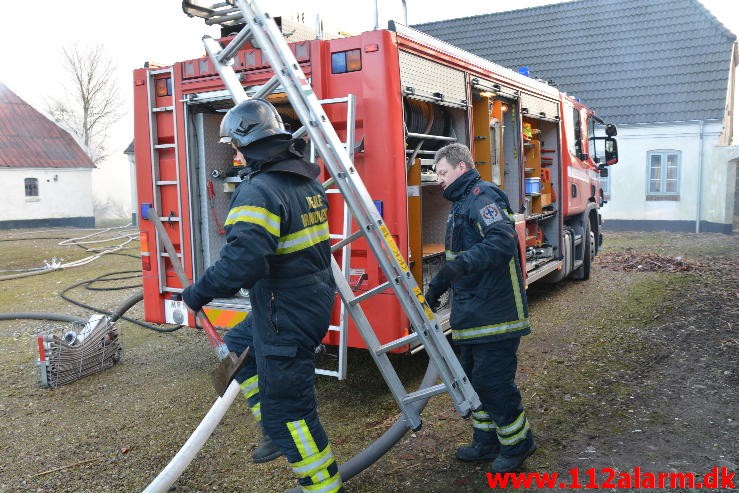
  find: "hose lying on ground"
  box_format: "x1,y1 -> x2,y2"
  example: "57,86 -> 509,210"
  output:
142,357 -> 441,493
143,380 -> 243,493
1,280 -> 179,387
0,225 -> 139,280
285,363 -> 441,492
0,313 -> 87,324
60,271 -> 182,333
4,229 -> 439,485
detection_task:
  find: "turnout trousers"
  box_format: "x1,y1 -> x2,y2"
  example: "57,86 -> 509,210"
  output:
458,338 -> 534,457
224,269 -> 343,493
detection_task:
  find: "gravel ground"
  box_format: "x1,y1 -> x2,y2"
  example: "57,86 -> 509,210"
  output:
0,229 -> 736,492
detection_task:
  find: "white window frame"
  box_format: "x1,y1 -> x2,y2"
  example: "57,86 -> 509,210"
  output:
646,150 -> 681,200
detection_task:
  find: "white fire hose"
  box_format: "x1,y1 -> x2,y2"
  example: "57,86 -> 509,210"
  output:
142,380 -> 241,493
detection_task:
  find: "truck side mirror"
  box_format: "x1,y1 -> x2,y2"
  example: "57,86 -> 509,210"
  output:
605,137 -> 618,165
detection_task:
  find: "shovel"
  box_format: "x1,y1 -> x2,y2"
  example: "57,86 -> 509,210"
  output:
146,208 -> 247,395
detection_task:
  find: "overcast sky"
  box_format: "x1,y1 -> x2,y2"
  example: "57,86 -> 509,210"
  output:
0,0 -> 737,214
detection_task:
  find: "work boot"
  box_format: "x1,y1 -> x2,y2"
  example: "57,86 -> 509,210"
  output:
491,439 -> 537,473
252,432 -> 282,463
455,441 -> 501,462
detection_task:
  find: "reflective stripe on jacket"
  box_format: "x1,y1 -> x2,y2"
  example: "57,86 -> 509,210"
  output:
188,155 -> 331,302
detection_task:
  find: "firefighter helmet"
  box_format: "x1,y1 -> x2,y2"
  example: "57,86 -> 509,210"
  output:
219,99 -> 291,148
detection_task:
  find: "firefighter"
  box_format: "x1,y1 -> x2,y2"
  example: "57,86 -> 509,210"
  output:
424,143 -> 536,473
182,99 -> 343,493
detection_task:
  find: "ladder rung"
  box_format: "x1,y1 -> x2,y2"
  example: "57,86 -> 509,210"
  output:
218,26 -> 252,63
293,125 -> 307,139
162,286 -> 184,293
156,180 -> 178,186
315,368 -> 341,378
407,132 -> 457,142
152,106 -> 174,113
154,144 -> 176,149
253,75 -> 281,100
331,230 -> 362,252
403,384 -> 448,404
349,281 -> 391,306
160,252 -> 183,258
206,12 -> 242,26
158,216 -> 181,222
375,332 -> 419,355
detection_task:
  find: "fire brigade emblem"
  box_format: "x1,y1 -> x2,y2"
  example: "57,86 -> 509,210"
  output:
479,203 -> 502,225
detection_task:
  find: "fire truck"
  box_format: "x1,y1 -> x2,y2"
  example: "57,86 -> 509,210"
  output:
133,16 -> 618,374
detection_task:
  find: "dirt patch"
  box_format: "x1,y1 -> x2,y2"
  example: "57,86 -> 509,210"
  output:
598,250 -> 702,272
0,230 -> 737,492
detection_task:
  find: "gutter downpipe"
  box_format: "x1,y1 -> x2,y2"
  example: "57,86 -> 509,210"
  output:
696,120 -> 705,233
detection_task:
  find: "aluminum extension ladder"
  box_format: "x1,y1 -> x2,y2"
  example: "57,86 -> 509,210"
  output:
191,0 -> 480,430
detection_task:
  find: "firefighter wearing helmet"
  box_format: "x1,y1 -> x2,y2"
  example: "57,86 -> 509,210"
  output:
182,99 -> 343,493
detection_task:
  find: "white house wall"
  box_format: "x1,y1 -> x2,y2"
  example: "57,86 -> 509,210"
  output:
0,168 -> 94,228
705,145 -> 739,226
600,120 -> 735,233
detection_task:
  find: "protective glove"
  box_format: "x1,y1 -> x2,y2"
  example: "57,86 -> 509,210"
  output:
181,284 -> 211,313
424,260 -> 467,312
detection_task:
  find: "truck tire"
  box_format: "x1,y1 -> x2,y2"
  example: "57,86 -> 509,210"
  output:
571,221 -> 594,281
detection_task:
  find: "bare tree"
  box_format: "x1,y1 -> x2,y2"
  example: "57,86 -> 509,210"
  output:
48,43 -> 123,164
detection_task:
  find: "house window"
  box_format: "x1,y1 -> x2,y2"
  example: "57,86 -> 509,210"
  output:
646,150 -> 680,200
24,178 -> 39,197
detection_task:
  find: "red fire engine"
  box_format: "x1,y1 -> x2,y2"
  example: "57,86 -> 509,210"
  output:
133,18 -> 618,373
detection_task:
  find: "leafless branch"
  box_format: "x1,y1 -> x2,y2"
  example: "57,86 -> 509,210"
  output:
47,43 -> 123,164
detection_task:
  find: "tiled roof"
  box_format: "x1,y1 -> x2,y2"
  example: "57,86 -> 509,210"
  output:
0,81 -> 95,169
413,0 -> 736,124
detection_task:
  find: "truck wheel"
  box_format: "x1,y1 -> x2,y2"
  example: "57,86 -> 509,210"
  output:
572,221 -> 594,281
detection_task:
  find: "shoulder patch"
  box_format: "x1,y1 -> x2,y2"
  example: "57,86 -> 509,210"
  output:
479,203 -> 503,225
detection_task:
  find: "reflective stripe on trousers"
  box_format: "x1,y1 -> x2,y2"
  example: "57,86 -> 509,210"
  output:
497,411 -> 530,446
288,419 -> 343,493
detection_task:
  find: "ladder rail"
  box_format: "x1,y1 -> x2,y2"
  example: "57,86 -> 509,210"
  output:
194,0 -> 481,426
202,36 -> 248,104
316,94 -> 356,380
234,0 -> 479,416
